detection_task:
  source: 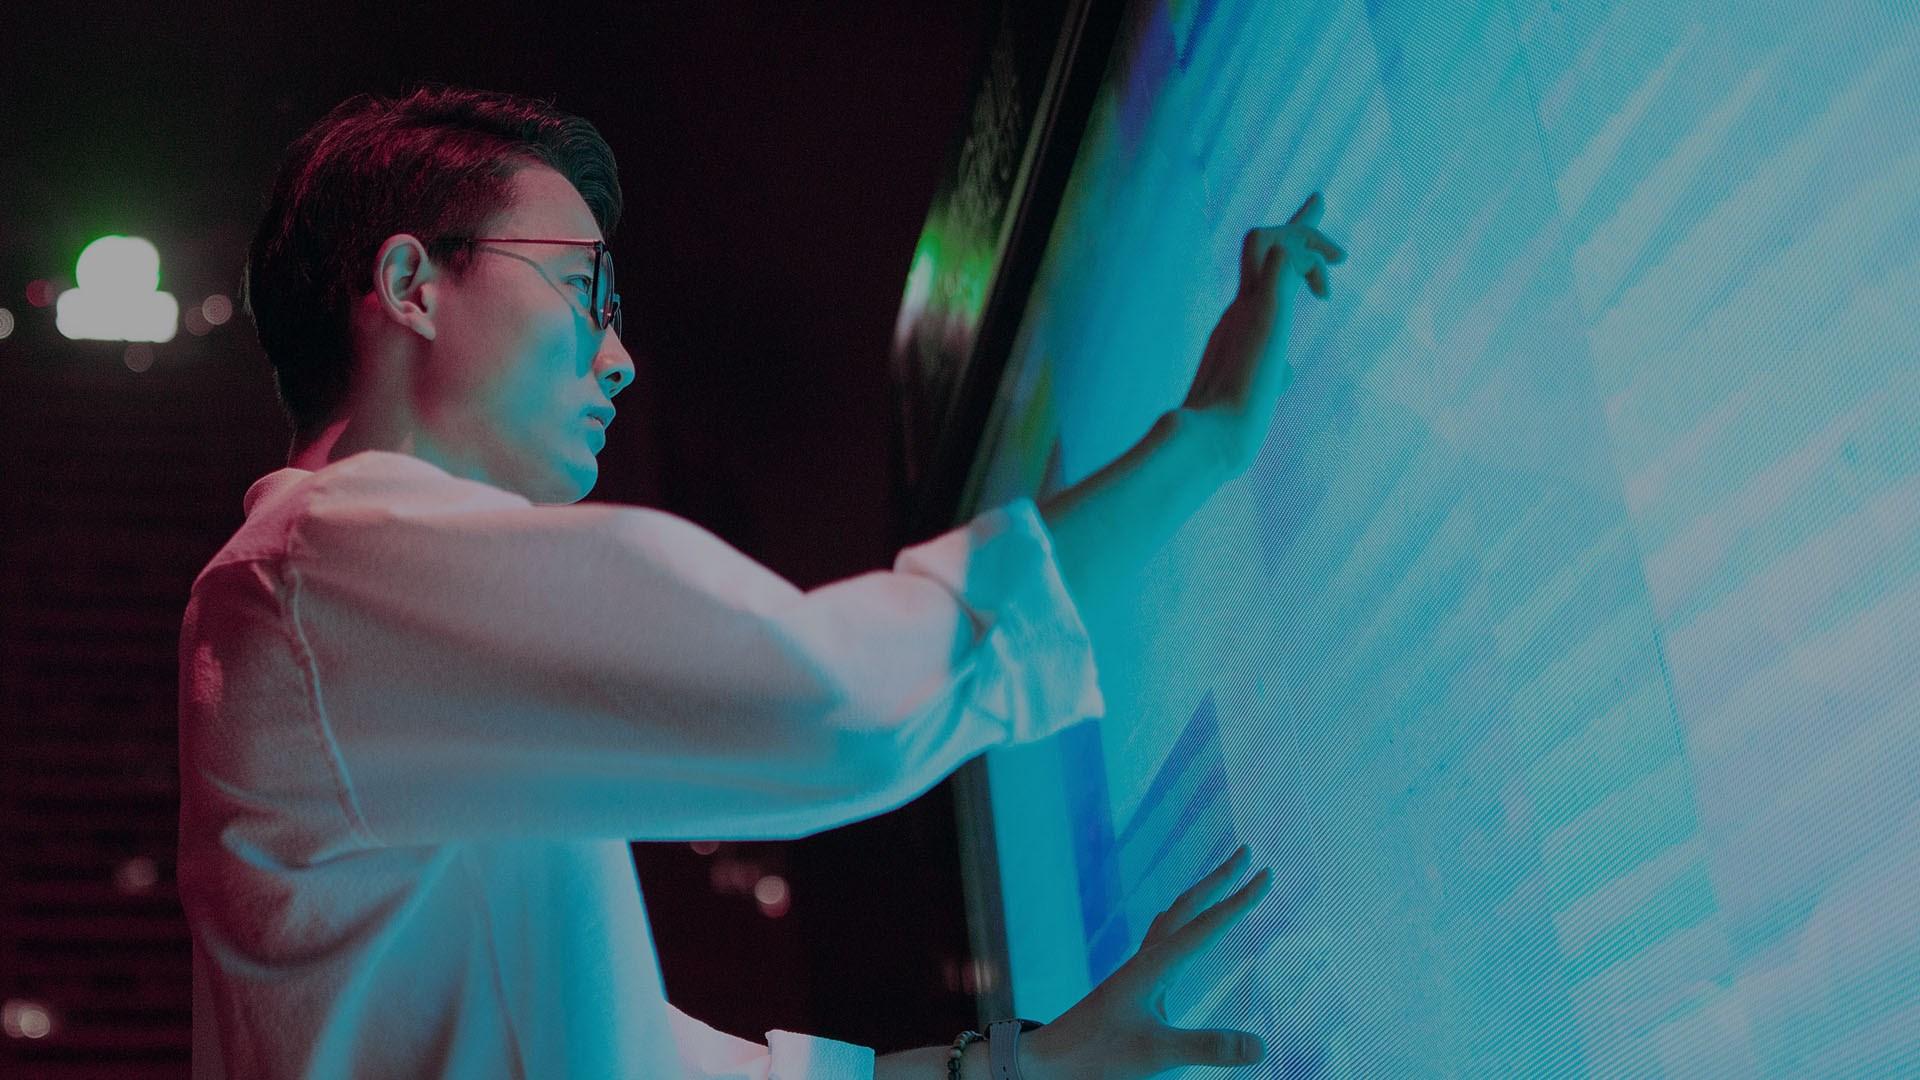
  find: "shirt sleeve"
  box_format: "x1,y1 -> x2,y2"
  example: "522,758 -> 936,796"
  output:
277,454 -> 1105,848
666,1001 -> 875,1080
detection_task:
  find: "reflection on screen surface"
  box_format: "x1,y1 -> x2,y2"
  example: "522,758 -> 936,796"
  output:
965,0 -> 1920,1074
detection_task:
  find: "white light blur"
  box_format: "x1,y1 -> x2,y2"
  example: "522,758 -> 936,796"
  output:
752,874 -> 788,906
55,236 -> 178,342
2,999 -> 54,1040
753,874 -> 791,917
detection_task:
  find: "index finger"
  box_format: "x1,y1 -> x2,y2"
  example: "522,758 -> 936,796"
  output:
1288,191 -> 1324,227
1140,866 -> 1274,988
1146,845 -> 1251,945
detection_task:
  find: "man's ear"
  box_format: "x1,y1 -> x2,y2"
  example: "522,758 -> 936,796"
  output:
372,234 -> 437,342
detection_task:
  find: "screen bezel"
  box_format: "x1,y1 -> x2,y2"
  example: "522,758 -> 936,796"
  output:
889,0 -> 1131,1026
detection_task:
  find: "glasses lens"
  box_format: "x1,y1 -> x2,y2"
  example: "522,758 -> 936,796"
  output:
596,249 -> 618,334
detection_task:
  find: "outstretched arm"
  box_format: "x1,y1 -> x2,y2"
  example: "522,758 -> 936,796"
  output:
1036,405 -> 1231,632
1037,192 -> 1347,630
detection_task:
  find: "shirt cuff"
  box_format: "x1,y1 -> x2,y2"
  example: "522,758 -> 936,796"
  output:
767,1029 -> 876,1080
891,496 -> 1106,743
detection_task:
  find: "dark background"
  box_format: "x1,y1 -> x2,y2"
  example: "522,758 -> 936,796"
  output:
0,2 -> 1014,1073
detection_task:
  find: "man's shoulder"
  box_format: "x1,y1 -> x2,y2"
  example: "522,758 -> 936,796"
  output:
298,451 -> 545,525
198,452 -> 515,576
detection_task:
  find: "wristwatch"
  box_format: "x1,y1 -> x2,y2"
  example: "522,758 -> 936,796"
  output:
987,1018 -> 1044,1080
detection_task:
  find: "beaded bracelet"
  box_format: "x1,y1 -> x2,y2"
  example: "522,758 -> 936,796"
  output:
946,1029 -> 986,1079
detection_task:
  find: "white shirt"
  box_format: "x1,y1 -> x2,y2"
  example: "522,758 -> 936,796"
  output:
176,449 -> 1104,1079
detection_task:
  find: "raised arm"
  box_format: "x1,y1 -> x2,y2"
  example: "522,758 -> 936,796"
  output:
179,451 -> 1103,858
1038,192 -> 1347,629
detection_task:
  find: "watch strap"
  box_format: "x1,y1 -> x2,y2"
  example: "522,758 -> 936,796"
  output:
987,1018 -> 1043,1080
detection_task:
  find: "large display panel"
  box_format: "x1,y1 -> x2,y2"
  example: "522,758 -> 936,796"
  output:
958,0 -> 1920,1074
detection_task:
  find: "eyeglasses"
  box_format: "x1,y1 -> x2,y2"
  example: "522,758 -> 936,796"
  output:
436,236 -> 622,338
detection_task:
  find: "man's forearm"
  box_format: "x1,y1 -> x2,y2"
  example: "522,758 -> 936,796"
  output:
1036,407 -> 1233,629
874,1039 -> 990,1080
870,416 -> 1228,1080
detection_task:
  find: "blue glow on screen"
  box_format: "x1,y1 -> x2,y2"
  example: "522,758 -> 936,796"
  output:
964,0 -> 1920,1074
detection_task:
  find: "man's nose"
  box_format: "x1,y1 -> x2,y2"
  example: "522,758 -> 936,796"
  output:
596,333 -> 637,396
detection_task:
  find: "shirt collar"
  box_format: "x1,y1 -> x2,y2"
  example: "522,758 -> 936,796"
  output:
242,466 -> 315,517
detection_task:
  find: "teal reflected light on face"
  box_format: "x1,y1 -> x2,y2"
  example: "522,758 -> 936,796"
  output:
419,166 -> 633,505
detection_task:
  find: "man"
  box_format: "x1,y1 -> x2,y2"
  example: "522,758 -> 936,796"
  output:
179,82 -> 1344,1079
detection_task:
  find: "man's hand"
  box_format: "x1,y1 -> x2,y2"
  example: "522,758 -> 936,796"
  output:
1182,192 -> 1347,477
1021,846 -> 1274,1080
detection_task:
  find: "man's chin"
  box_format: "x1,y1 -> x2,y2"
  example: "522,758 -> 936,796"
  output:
540,456 -> 599,505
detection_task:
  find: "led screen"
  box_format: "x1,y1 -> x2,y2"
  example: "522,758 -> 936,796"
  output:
962,0 -> 1920,1074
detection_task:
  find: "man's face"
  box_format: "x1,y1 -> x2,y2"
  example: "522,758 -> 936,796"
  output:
413,166 -> 634,504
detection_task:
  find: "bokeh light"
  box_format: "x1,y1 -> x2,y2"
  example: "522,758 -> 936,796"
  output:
751,874 -> 788,905
124,343 -> 155,372
25,279 -> 55,308
202,294 -> 233,325
0,308 -> 14,341
2,999 -> 54,1040
56,236 -> 178,342
753,874 -> 790,918
708,857 -> 753,894
183,305 -> 210,336
689,840 -> 719,855
115,855 -> 159,895
76,236 -> 160,294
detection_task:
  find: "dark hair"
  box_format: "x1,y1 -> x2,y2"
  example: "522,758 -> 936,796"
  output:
241,82 -> 621,440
